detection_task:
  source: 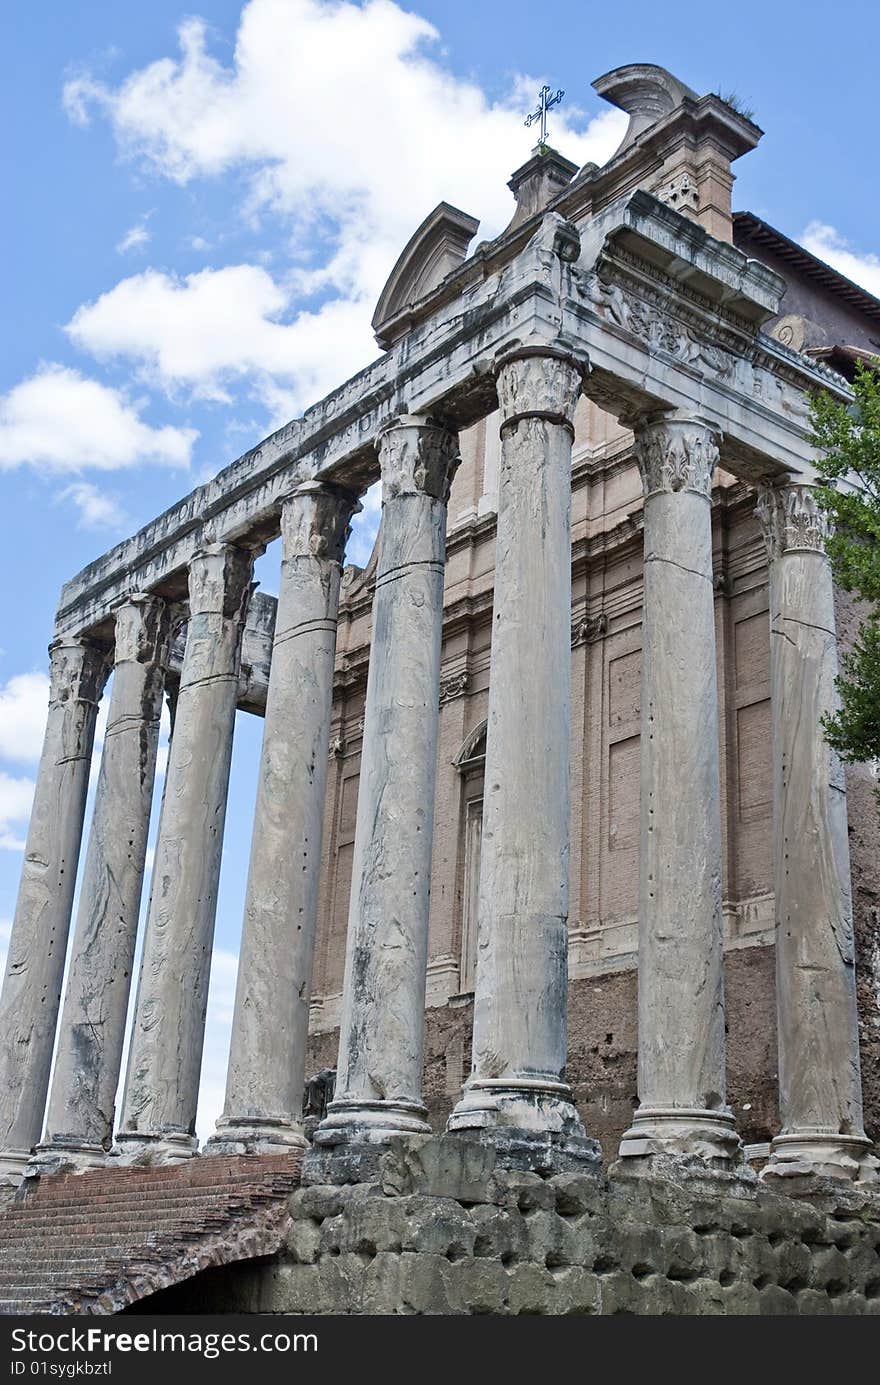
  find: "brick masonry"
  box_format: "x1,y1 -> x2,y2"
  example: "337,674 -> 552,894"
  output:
0,1153 -> 302,1315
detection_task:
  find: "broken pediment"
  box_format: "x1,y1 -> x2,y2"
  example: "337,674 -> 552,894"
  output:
593,64 -> 699,157
372,202 -> 479,350
585,64 -> 762,243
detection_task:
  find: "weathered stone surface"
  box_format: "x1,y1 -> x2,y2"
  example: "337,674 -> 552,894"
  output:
37,597 -> 169,1169
117,545 -> 255,1162
311,419 -> 459,1154
449,351 -> 596,1156
157,1135 -> 880,1316
757,483 -> 877,1188
618,416 -> 740,1170
212,483 -> 359,1155
0,640 -> 108,1179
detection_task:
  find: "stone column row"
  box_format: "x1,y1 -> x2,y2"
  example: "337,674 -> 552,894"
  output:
1,394 -> 875,1192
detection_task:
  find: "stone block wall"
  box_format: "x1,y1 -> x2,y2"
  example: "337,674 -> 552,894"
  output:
144,1136 -> 880,1316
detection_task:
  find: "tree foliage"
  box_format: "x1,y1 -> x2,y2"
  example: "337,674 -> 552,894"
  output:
810,360 -> 880,796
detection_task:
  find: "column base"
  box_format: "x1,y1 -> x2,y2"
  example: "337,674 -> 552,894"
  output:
303,1098 -> 431,1185
0,1148 -> 32,1187
205,1116 -> 308,1157
28,1139 -> 108,1177
446,1078 -> 599,1173
615,1106 -> 744,1174
761,1132 -> 879,1191
111,1130 -> 198,1166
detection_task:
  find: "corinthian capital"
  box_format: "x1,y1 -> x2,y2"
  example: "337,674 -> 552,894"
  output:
377,416 -> 460,504
635,417 -> 720,498
47,638 -> 109,707
495,349 -> 584,433
112,594 -> 170,668
756,482 -> 831,561
281,481 -> 361,565
188,543 -> 255,623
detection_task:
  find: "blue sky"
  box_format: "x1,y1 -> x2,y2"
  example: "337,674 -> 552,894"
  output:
1,0 -> 879,1136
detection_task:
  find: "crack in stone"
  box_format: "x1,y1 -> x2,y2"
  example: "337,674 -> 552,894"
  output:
644,554 -> 712,584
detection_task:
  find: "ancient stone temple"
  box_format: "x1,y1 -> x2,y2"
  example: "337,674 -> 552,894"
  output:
0,64 -> 878,1316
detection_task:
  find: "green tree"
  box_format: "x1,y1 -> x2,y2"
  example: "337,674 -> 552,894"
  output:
810,359 -> 880,803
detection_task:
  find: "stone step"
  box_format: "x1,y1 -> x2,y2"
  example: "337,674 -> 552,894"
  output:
21,1174 -> 297,1207
25,1160 -> 300,1199
0,1191 -> 280,1225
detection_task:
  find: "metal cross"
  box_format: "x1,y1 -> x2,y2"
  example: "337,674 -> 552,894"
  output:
524,84 -> 564,145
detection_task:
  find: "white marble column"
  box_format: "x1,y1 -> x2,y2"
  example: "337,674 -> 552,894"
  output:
757,483 -> 877,1186
210,482 -> 359,1154
35,596 -> 169,1170
617,415 -> 741,1170
311,417 -> 458,1160
0,639 -> 108,1181
448,349 -> 596,1161
116,544 -> 254,1162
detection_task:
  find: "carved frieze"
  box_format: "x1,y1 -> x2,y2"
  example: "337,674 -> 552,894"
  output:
756,483 -> 831,561
577,255 -> 817,425
635,418 -> 720,497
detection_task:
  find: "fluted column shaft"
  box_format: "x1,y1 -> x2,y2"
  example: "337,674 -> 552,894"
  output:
210,482 -> 359,1154
312,416 -> 458,1156
36,597 -> 169,1169
117,544 -> 254,1161
0,640 -> 108,1180
617,415 -> 741,1170
757,483 -> 876,1187
448,349 -> 595,1159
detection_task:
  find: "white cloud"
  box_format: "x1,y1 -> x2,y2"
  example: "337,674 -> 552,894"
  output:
67,265 -> 376,413
116,213 -> 153,255
196,946 -> 238,1141
0,771 -> 35,852
0,365 -> 197,473
0,672 -> 50,762
60,481 -> 129,530
801,222 -> 880,299
62,0 -> 626,416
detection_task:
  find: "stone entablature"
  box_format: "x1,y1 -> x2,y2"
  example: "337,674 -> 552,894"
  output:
52,188 -> 845,644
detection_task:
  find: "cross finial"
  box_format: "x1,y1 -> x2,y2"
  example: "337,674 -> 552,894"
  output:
524,84 -> 564,146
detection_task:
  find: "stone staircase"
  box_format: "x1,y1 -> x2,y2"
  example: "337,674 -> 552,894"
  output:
0,1153 -> 302,1314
